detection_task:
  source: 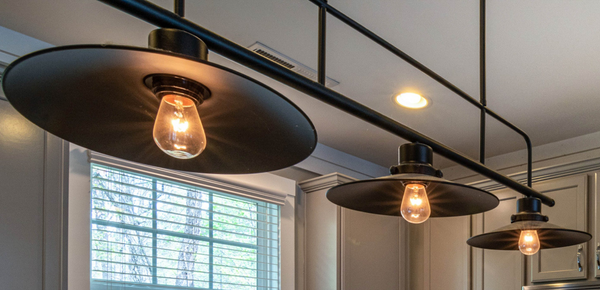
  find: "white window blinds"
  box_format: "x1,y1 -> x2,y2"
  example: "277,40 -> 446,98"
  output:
90,164 -> 280,290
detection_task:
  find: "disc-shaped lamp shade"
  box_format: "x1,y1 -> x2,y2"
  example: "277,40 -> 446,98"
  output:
1,45 -> 317,173
467,220 -> 591,250
327,174 -> 499,217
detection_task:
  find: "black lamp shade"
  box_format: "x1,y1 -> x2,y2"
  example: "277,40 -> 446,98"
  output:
326,173 -> 499,217
1,45 -> 317,173
467,220 -> 591,250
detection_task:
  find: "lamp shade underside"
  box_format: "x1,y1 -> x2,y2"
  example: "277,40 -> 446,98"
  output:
466,220 -> 592,250
2,45 -> 317,173
326,174 -> 499,217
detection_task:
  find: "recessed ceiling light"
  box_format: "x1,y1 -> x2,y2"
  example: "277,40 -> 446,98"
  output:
394,93 -> 429,109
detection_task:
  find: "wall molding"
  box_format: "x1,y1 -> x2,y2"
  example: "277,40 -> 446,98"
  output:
43,132 -> 70,290
468,156 -> 600,192
295,143 -> 388,180
298,172 -> 356,194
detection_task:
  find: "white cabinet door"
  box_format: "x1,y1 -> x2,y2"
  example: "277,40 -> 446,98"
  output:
473,188 -> 524,290
424,216 -> 470,290
594,172 -> 600,278
530,174 -> 588,282
341,208 -> 400,290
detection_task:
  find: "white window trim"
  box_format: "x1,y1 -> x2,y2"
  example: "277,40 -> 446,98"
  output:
69,144 -> 296,290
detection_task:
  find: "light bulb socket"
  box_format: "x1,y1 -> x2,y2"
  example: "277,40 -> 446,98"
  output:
400,143 -> 433,165
389,143 -> 443,177
511,197 -> 549,223
149,28 -> 208,61
145,74 -> 211,106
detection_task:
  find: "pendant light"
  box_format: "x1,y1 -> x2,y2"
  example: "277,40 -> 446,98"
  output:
327,143 -> 499,223
467,197 -> 591,255
1,28 -> 316,173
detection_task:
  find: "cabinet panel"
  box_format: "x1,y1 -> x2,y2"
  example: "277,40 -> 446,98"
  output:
473,188 -> 523,290
592,172 -> 600,278
341,208 -> 400,290
425,216 -> 470,290
531,175 -> 587,282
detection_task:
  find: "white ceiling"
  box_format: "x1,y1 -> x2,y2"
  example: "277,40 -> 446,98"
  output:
2,0 -> 600,170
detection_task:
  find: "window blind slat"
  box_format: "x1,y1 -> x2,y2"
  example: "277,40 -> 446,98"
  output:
92,207 -> 279,238
92,197 -> 281,231
92,186 -> 280,219
92,175 -> 279,213
91,261 -> 279,281
91,164 -> 280,290
92,239 -> 281,262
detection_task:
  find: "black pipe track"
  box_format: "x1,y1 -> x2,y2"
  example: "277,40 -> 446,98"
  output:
98,0 -> 552,206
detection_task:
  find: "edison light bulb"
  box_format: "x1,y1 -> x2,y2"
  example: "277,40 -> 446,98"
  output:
153,94 -> 206,159
400,183 -> 431,224
518,230 -> 540,255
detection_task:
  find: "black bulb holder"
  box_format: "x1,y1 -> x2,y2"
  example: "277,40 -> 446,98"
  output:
149,28 -> 208,60
511,197 -> 549,223
389,143 -> 443,178
146,29 -> 212,106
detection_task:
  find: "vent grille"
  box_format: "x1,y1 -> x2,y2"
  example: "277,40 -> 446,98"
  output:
248,42 -> 340,88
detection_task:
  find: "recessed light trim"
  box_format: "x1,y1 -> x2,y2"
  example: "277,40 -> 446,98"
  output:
395,93 -> 429,109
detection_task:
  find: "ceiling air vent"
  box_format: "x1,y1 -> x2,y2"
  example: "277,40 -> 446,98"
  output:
248,42 -> 340,88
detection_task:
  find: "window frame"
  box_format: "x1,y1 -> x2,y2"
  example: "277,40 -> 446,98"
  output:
69,146 -> 296,290
90,165 -> 279,289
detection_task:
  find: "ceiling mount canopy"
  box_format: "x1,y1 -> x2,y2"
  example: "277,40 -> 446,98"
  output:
467,197 -> 591,255
1,27 -> 317,173
327,143 -> 500,223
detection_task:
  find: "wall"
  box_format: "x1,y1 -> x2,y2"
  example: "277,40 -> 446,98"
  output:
0,27 -> 68,290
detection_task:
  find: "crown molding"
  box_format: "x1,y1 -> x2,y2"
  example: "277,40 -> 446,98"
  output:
298,172 -> 356,193
469,155 -> 600,192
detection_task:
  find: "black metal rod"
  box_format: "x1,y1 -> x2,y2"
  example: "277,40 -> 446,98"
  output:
479,0 -> 486,165
317,0 -> 327,85
98,0 -> 551,206
311,0 -> 534,188
174,0 -> 183,17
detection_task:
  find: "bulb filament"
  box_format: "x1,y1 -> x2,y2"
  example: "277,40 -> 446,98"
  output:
400,183 -> 431,224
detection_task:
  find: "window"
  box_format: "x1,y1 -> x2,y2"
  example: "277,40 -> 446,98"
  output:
90,164 -> 280,290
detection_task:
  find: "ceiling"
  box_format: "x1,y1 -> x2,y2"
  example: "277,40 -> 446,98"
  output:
2,0 -> 600,170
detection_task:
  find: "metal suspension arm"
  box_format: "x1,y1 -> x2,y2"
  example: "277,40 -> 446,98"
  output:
310,0 -> 533,188
98,0 -> 552,206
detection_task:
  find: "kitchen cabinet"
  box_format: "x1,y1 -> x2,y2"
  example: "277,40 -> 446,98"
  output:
410,171 -> 594,290
530,174 -> 588,282
412,216 -> 471,290
298,173 -> 406,290
592,171 -> 600,279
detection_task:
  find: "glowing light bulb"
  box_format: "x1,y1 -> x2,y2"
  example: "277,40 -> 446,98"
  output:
400,183 -> 431,224
518,230 -> 540,255
153,94 -> 206,159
